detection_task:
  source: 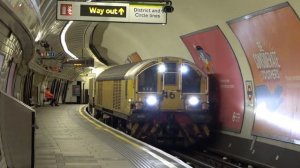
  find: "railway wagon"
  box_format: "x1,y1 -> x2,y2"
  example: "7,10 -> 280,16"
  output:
94,57 -> 211,145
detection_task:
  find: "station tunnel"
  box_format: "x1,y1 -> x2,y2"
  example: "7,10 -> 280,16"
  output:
0,0 -> 300,167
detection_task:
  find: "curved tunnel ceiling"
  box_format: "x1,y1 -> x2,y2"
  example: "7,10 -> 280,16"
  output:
42,0 -> 300,70
63,0 -> 300,67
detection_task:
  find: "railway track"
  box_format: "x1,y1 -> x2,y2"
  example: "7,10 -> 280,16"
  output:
168,148 -> 272,168
170,150 -> 242,168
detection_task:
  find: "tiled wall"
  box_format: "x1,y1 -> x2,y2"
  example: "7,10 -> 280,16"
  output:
0,21 -> 22,92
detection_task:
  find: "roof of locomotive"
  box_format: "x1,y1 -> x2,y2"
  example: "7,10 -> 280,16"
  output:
96,59 -> 158,81
96,57 -> 202,81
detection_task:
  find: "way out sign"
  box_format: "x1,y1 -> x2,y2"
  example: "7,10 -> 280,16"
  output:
57,1 -> 167,24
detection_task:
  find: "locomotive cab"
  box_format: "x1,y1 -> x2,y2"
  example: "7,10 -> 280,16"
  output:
134,58 -> 209,113
130,58 -> 210,145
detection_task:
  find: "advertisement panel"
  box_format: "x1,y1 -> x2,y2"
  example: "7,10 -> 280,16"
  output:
229,3 -> 300,144
181,26 -> 244,132
127,52 -> 142,63
6,63 -> 16,96
0,55 -> 10,92
72,85 -> 80,96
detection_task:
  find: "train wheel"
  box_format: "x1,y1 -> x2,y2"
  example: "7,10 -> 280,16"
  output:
125,121 -> 132,135
116,118 -> 126,132
94,110 -> 102,119
112,116 -> 118,128
103,114 -> 112,125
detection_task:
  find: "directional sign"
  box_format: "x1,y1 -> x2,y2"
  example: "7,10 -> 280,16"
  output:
80,5 -> 126,17
130,3 -> 168,23
57,1 -> 167,24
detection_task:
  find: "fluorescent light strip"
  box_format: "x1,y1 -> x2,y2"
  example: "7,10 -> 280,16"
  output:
61,21 -> 78,60
35,31 -> 42,42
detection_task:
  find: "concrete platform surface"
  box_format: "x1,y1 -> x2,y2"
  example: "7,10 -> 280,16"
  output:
35,105 -> 190,168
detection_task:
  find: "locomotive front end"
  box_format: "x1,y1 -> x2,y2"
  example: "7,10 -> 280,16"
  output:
130,57 -> 211,146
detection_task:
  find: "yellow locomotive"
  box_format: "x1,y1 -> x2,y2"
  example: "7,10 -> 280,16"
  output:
93,57 -> 211,146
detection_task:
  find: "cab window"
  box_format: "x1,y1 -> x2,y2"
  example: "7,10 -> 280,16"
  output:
182,66 -> 201,93
138,65 -> 158,92
164,62 -> 177,85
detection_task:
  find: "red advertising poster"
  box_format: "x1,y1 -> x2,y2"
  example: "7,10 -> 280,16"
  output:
181,26 -> 244,132
229,3 -> 300,144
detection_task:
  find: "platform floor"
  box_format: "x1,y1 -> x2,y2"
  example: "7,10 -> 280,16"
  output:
35,105 -> 189,168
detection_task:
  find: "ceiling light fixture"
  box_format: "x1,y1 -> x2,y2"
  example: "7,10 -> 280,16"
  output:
60,21 -> 78,60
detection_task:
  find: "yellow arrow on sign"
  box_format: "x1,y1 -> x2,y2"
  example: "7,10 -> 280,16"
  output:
119,8 -> 125,15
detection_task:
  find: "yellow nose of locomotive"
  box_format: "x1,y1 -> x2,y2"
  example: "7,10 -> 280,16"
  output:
160,90 -> 184,111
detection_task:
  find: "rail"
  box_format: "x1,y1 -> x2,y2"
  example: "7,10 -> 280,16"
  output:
169,148 -> 273,168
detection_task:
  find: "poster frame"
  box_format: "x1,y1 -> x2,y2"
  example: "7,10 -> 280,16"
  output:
180,25 -> 245,133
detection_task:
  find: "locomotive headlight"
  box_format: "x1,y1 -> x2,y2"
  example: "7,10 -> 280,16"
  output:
158,64 -> 166,73
146,95 -> 158,106
188,96 -> 199,106
180,65 -> 189,74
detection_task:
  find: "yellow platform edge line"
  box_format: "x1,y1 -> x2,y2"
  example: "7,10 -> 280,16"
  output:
78,106 -> 177,168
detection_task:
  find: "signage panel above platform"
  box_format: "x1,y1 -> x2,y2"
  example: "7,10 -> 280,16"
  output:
57,1 -> 167,24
